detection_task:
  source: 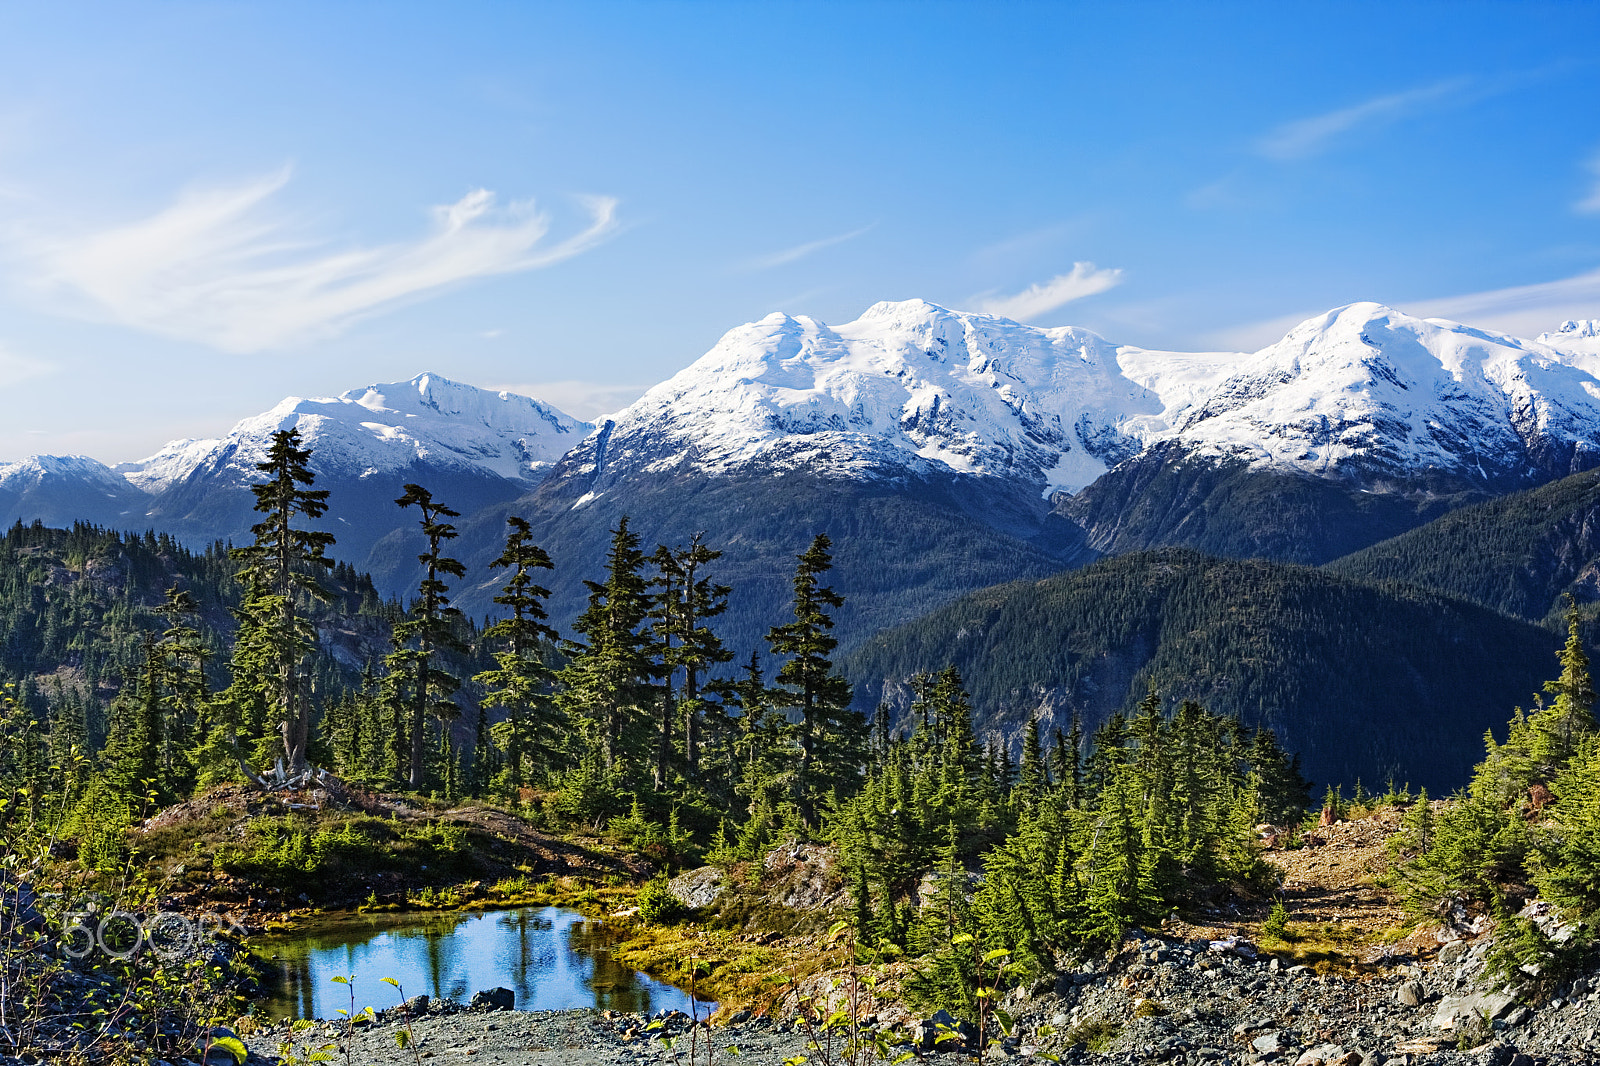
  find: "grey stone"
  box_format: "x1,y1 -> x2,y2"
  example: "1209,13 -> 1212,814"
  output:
1437,940 -> 1469,966
404,994 -> 430,1015
1433,989 -> 1515,1029
1252,1031 -> 1284,1054
1294,1046 -> 1344,1066
1395,982 -> 1423,1007
470,987 -> 515,1011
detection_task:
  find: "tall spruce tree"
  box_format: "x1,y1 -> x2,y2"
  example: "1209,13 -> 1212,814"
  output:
766,533 -> 862,830
559,517 -> 657,782
648,535 -> 732,788
475,517 -> 561,795
390,484 -> 467,790
228,427 -> 335,773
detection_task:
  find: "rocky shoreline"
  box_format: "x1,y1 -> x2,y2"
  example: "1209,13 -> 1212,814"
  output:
227,924 -> 1600,1066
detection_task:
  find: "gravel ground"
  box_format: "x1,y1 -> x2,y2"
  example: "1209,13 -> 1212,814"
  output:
237,929 -> 1600,1066
245,1006 -> 828,1066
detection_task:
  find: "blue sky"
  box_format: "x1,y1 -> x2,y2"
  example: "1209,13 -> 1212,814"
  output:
1,0 -> 1598,461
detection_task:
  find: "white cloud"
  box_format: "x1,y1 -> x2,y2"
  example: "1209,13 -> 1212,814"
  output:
1578,150 -> 1600,214
1256,78 -> 1469,161
19,169 -> 618,352
743,224 -> 873,270
975,262 -> 1124,321
493,380 -> 648,422
1409,267 -> 1600,337
1207,266 -> 1600,351
1204,309 -> 1325,353
0,341 -> 53,386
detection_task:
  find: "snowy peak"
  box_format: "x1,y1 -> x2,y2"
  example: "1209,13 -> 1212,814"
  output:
342,373 -> 580,441
1543,319 -> 1600,342
1169,303 -> 1600,482
0,453 -> 127,492
560,299 -> 1185,500
552,298 -> 1600,506
137,373 -> 591,493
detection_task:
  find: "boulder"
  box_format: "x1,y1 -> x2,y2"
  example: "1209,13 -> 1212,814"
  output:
1252,1031 -> 1284,1055
470,987 -> 515,1011
668,866 -> 725,909
1432,989 -> 1515,1029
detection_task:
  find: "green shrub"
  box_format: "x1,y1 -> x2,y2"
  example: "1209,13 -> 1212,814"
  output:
636,876 -> 683,924
1262,899 -> 1290,940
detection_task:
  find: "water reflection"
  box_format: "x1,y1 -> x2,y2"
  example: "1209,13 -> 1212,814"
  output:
256,906 -> 710,1021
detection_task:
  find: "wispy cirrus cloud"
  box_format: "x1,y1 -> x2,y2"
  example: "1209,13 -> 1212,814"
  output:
1256,78 -> 1470,160
16,168 -> 619,352
1208,266 -> 1600,351
1578,150 -> 1600,214
742,224 -> 873,271
975,262 -> 1124,321
494,380 -> 649,422
1410,267 -> 1600,337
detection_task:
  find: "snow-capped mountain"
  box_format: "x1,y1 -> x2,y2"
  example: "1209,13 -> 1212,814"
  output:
134,372 -> 588,495
543,298 -> 1600,515
1163,303 -> 1600,485
0,374 -> 589,565
0,454 -> 151,530
10,298 -> 1600,628
546,298 -> 1238,506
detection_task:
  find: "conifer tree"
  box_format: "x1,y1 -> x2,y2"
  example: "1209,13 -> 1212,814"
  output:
390,484 -> 467,790
1015,718 -> 1049,812
649,536 -> 731,789
1052,718 -> 1083,809
731,652 -> 788,836
766,534 -> 863,830
475,517 -> 561,795
103,637 -> 163,796
228,427 -> 335,773
1529,600 -> 1596,774
559,517 -> 658,798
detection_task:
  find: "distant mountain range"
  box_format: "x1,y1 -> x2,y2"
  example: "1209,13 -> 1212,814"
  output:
8,299 -> 1600,790
0,373 -> 588,565
6,301 -> 1600,648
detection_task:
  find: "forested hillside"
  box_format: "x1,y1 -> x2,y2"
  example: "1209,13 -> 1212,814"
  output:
423,467 -> 1093,659
0,520 -> 394,754
1055,442 -> 1480,566
1326,467 -> 1600,624
845,549 -> 1561,793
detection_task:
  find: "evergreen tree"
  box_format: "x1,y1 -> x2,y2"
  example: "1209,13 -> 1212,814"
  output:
227,427 -> 335,773
389,484 -> 467,790
1052,718 -> 1083,809
649,535 -> 732,789
765,534 -> 863,830
475,517 -> 562,795
1015,717 -> 1049,812
1529,599 -> 1597,774
558,518 -> 658,810
731,652 -> 788,836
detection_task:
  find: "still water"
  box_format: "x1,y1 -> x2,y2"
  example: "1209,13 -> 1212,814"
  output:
255,906 -> 712,1021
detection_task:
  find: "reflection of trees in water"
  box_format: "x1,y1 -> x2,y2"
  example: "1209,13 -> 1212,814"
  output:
256,906 -> 704,1020
412,916 -> 471,1002
566,917 -> 653,1013
265,953 -> 318,1021
498,909 -> 558,1004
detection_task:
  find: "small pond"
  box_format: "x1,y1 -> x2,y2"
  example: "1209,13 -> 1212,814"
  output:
254,906 -> 712,1021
